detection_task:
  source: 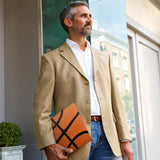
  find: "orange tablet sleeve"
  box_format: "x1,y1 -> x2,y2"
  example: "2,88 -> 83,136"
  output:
50,103 -> 91,152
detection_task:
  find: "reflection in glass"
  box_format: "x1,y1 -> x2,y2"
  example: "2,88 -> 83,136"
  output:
89,0 -> 137,159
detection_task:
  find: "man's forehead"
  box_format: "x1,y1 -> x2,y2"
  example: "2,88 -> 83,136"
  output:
74,5 -> 91,14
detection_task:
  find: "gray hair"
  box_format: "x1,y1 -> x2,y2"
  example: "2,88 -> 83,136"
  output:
59,1 -> 88,33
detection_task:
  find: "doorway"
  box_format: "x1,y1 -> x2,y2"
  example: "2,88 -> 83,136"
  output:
128,29 -> 160,160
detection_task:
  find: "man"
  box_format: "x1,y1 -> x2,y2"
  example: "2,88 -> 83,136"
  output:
33,1 -> 133,160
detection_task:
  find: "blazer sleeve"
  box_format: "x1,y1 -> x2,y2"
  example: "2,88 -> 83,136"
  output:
33,54 -> 56,150
108,54 -> 132,142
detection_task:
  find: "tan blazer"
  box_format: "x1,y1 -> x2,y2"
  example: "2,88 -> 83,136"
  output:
33,42 -> 131,160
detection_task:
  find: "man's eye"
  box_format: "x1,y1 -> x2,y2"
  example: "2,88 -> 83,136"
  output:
81,14 -> 86,17
81,14 -> 91,18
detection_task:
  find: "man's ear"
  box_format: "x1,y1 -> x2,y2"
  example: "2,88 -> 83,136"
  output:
64,18 -> 73,28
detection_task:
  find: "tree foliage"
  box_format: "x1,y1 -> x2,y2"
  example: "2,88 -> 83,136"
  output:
122,92 -> 134,120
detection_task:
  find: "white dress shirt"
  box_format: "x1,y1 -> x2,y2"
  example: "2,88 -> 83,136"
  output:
66,39 -> 101,116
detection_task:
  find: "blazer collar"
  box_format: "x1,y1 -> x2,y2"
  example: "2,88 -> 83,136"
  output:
59,42 -> 87,79
59,42 -> 102,81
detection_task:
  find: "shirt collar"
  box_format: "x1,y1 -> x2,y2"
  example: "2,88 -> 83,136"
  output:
66,38 -> 90,51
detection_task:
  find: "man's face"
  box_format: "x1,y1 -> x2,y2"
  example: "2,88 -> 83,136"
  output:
69,6 -> 92,37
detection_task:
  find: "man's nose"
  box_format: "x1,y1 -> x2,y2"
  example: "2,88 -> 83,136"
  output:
87,16 -> 92,23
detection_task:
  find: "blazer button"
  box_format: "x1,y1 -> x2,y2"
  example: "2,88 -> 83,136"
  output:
87,100 -> 90,104
85,81 -> 88,85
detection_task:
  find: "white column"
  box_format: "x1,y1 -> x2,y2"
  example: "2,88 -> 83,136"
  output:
4,0 -> 41,159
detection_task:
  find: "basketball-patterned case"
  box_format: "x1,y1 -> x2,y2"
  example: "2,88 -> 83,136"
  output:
50,103 -> 91,152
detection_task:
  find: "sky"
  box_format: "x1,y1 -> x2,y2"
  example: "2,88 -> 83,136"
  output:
89,0 -> 128,40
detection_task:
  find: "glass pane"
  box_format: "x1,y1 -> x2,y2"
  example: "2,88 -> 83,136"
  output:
89,0 -> 138,159
137,42 -> 160,160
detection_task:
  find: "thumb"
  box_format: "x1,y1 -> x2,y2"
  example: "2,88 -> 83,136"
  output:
62,147 -> 73,153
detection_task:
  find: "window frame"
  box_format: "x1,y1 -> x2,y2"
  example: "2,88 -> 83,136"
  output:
127,18 -> 160,160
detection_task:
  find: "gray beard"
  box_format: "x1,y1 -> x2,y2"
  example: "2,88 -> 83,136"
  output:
80,27 -> 92,36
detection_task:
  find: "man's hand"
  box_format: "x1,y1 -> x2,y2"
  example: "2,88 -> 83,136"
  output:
44,144 -> 73,160
120,141 -> 133,160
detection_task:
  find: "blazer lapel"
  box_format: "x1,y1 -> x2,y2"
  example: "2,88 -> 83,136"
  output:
59,42 -> 87,79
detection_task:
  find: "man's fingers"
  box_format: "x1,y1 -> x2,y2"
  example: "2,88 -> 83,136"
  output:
126,150 -> 134,160
122,151 -> 126,160
44,144 -> 73,160
62,146 -> 73,154
124,145 -> 134,160
56,145 -> 73,160
57,154 -> 68,160
120,142 -> 133,160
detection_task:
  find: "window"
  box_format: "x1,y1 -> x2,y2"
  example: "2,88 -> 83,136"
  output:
128,28 -> 160,160
116,77 -> 121,90
100,42 -> 106,51
124,75 -> 130,91
89,1 -> 138,159
123,57 -> 128,71
112,52 -> 119,68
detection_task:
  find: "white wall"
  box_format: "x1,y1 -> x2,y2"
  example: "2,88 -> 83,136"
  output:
4,0 -> 41,159
0,0 -> 5,122
126,0 -> 160,39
